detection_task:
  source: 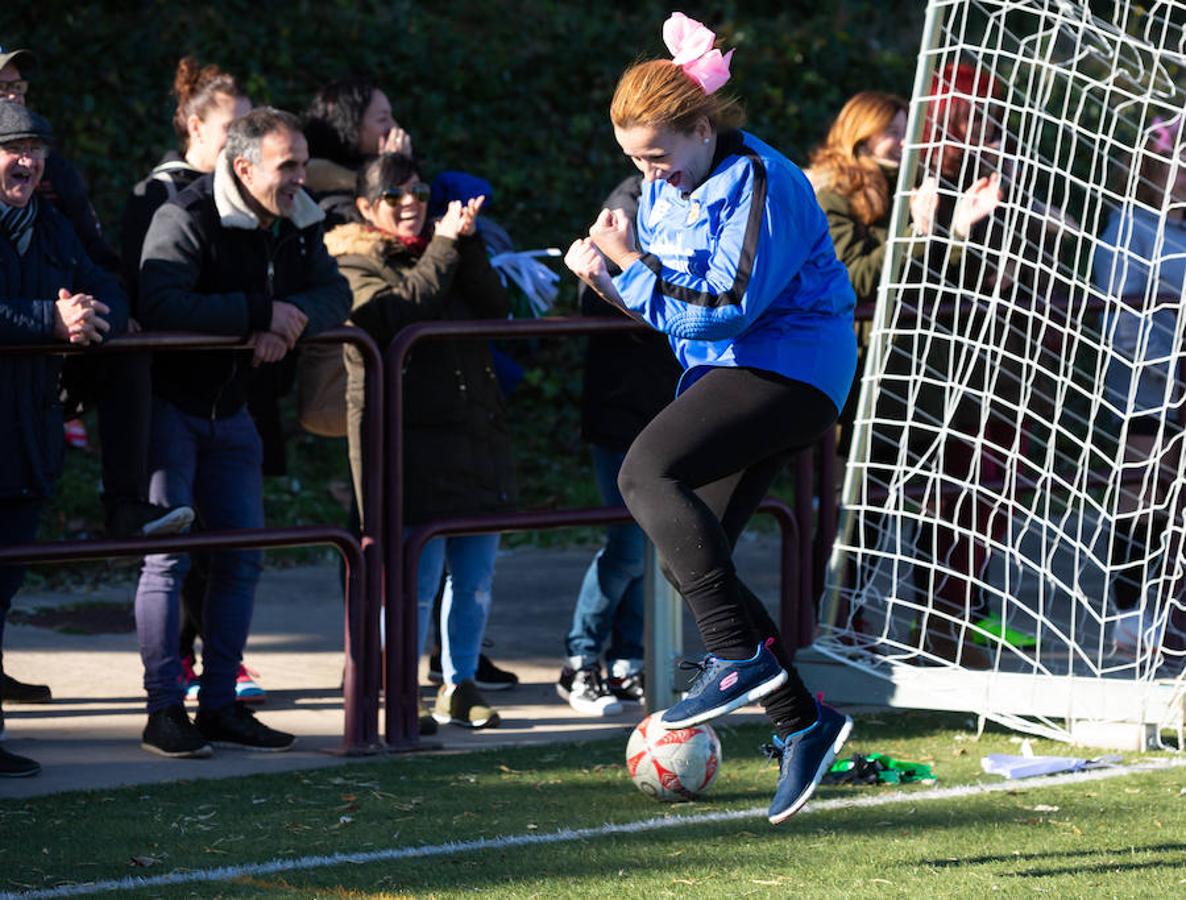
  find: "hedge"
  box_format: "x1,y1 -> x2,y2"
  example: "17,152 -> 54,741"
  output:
5,1 -> 924,257
4,1 -> 925,543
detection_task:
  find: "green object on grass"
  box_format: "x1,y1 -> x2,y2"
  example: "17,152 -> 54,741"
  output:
826,753 -> 936,785
971,614 -> 1038,648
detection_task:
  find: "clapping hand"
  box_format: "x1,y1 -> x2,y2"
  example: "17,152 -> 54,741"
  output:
53,288 -> 111,345
378,125 -> 413,157
435,196 -> 484,240
952,172 -> 1002,238
458,195 -> 484,236
909,176 -> 939,236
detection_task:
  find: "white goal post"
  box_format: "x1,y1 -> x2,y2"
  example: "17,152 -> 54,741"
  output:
809,0 -> 1186,750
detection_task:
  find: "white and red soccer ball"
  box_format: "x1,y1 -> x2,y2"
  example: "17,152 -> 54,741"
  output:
625,713 -> 721,801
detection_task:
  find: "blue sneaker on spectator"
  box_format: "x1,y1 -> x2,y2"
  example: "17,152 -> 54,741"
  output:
660,640 -> 787,729
765,700 -> 853,825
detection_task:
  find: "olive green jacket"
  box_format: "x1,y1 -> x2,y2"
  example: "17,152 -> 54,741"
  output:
326,222 -> 516,526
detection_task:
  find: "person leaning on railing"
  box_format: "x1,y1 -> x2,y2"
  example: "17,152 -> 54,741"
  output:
118,56 -> 268,708
133,107 -> 350,760
0,103 -> 127,778
327,152 -> 516,733
0,46 -> 195,552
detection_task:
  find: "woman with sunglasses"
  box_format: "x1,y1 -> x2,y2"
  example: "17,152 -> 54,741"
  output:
326,153 -> 515,731
564,13 -> 856,824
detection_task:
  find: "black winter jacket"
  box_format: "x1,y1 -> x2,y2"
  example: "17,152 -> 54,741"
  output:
139,160 -> 351,419
326,222 -> 517,526
0,200 -> 127,498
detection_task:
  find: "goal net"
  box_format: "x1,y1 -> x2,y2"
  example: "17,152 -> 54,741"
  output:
819,0 -> 1186,748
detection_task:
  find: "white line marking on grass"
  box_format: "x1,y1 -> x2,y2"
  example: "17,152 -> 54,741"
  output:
7,757 -> 1186,898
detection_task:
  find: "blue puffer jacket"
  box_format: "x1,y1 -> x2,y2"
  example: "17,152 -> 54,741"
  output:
613,130 -> 857,411
0,200 -> 127,499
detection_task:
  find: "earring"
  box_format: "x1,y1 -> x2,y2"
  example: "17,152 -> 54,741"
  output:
703,137 -> 710,144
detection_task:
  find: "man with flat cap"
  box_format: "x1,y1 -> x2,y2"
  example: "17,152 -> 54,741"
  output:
0,101 -> 127,776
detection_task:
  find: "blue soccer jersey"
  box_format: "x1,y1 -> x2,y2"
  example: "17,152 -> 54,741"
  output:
613,130 -> 857,411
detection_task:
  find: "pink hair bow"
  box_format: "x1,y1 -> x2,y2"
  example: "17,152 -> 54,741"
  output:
663,12 -> 734,95
1151,116 -> 1182,154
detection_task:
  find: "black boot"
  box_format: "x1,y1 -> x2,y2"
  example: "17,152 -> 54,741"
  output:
0,678 -> 41,777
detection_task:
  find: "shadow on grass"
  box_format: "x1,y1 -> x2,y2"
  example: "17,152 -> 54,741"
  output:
925,843 -> 1186,878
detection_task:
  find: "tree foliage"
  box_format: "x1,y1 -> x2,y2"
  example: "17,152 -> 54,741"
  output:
6,1 -> 923,254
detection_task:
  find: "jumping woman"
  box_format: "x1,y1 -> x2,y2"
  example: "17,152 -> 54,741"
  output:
564,12 -> 857,824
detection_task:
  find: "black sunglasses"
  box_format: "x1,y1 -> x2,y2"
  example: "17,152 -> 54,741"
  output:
379,183 -> 431,205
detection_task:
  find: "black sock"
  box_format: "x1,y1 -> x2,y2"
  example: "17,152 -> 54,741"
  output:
762,667 -> 817,740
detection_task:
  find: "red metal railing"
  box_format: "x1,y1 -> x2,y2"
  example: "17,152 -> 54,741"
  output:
0,526 -> 372,751
383,317 -> 814,748
0,327 -> 385,753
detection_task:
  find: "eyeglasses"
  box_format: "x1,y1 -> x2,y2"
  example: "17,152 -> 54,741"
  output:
379,183 -> 431,206
0,79 -> 28,98
1,141 -> 47,160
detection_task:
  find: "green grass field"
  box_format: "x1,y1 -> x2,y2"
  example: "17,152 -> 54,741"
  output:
2,711 -> 1185,897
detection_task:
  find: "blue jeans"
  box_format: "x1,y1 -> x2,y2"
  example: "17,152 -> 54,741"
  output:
564,446 -> 645,675
417,533 -> 499,685
134,400 -> 264,713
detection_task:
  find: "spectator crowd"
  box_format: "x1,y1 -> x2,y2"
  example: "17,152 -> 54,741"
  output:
1,41 -> 1183,781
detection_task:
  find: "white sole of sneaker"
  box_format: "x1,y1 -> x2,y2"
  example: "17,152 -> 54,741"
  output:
660,669 -> 789,730
140,741 -> 213,759
432,713 -> 501,729
768,714 -> 854,826
142,507 -> 196,537
556,684 -> 623,717
208,739 -> 294,753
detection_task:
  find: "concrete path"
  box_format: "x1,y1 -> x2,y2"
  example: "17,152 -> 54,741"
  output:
1,533 -> 784,799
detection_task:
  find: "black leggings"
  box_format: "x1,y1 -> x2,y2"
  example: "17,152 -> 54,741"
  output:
618,366 -> 838,736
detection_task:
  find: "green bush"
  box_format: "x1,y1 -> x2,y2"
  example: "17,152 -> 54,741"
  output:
6,1 -> 923,254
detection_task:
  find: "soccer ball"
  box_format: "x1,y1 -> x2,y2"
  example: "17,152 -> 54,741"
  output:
625,713 -> 721,802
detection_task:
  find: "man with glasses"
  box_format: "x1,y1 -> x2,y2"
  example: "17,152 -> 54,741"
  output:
133,108 -> 349,757
0,102 -> 127,776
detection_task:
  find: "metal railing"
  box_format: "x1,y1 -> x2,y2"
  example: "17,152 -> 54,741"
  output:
382,317 -> 815,748
0,326 -> 385,753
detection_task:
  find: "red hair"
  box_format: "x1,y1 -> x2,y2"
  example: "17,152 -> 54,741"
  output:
924,62 -> 1004,177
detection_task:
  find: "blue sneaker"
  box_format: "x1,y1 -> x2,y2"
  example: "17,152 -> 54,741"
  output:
765,700 -> 854,825
660,640 -> 787,730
